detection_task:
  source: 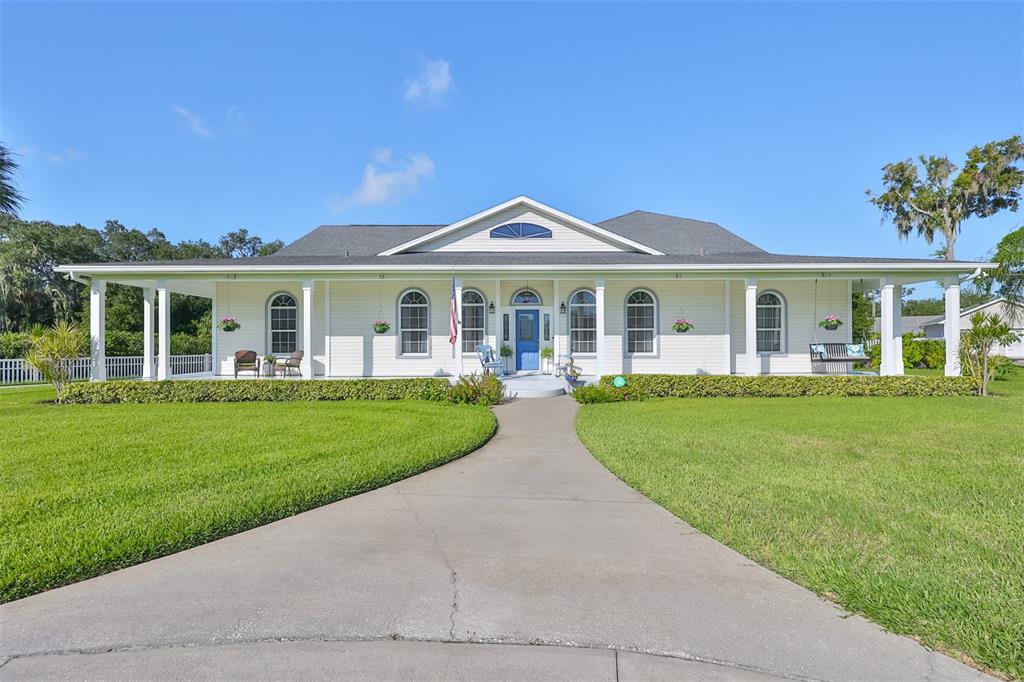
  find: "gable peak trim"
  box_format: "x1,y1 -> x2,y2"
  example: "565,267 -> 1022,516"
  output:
377,195 -> 665,256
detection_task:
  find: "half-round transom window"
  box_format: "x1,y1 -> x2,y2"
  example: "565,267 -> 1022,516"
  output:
511,289 -> 541,305
489,223 -> 552,239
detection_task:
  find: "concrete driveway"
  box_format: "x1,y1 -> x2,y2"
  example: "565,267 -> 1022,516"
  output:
0,397 -> 990,681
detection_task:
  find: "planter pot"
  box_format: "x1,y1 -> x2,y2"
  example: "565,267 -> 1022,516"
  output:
821,322 -> 841,331
672,324 -> 692,334
372,324 -> 391,334
220,323 -> 240,332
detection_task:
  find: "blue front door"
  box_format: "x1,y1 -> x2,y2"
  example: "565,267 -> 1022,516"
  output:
515,310 -> 540,371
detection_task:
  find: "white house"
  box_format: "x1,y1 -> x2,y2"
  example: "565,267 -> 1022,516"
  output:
56,196 -> 994,381
921,298 -> 1024,359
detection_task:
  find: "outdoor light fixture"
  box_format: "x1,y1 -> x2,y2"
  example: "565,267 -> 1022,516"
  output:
559,301 -> 566,315
488,301 -> 495,313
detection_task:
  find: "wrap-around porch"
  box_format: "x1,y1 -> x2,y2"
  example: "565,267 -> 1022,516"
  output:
81,272 -> 968,381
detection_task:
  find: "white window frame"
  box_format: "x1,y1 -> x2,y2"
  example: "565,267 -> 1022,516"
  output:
266,292 -> 298,355
625,288 -> 658,356
567,288 -> 597,356
756,290 -> 786,354
510,288 -> 543,306
397,288 -> 430,357
461,289 -> 486,354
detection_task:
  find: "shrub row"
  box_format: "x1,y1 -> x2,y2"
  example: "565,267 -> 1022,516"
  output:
63,378 -> 455,404
571,374 -> 976,402
868,334 -> 946,370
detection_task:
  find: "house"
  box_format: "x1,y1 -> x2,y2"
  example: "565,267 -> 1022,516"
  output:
56,196 -> 994,381
871,315 -> 938,337
921,298 -> 1024,359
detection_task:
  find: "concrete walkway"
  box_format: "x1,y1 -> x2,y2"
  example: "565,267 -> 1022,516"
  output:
0,397 -> 989,681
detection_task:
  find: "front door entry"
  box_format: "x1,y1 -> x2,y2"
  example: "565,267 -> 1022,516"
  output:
515,310 -> 540,371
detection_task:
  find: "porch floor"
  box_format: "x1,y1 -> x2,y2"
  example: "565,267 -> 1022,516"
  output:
501,371 -> 592,399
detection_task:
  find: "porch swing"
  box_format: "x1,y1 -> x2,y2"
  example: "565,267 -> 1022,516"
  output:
807,277 -> 870,373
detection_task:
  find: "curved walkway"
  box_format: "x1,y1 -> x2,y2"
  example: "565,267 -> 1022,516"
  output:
0,397 -> 989,681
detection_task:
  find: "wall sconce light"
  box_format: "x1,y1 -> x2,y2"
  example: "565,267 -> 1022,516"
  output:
559,302 -> 566,315
488,302 -> 496,314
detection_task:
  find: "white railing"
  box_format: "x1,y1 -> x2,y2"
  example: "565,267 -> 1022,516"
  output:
0,354 -> 213,385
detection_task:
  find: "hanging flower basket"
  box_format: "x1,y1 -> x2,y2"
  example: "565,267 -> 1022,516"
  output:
672,319 -> 694,333
219,316 -> 240,332
818,314 -> 843,331
372,320 -> 391,334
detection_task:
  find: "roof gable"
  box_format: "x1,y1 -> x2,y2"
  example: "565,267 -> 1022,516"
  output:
378,196 -> 664,256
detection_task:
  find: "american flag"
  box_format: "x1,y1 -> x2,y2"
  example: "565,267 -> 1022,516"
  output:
449,277 -> 458,345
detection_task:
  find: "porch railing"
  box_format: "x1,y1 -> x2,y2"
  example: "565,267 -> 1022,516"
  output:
0,354 -> 214,386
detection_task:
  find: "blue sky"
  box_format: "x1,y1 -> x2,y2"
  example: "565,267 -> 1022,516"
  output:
3,1 -> 1022,291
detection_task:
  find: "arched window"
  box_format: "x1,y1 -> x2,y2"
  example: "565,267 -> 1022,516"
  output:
511,289 -> 541,305
490,223 -> 552,239
756,292 -> 785,353
461,290 -> 485,353
568,289 -> 596,353
626,290 -> 656,355
399,289 -> 429,356
268,293 -> 298,353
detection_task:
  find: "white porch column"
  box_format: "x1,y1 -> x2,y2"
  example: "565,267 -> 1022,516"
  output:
142,288 -> 155,380
494,279 -> 502,351
744,278 -> 758,376
944,277 -> 961,376
89,279 -> 106,381
552,278 -> 560,367
879,280 -> 895,376
595,279 -> 606,378
301,280 -> 313,378
156,282 -> 170,380
454,278 -> 464,376
893,284 -> 905,375
723,280 -> 731,374
324,281 -> 332,377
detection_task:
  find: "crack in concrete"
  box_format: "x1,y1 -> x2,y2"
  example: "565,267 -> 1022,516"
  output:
397,491 -> 460,640
0,634 -> 819,682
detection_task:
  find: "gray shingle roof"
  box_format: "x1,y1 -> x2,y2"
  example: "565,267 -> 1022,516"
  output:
273,225 -> 443,257
596,210 -> 765,255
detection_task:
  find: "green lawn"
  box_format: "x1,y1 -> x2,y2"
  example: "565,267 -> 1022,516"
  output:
1,386 -> 495,603
577,367 -> 1024,679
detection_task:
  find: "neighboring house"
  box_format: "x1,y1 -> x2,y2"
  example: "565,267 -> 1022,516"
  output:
56,196 -> 994,380
921,298 -> 1024,359
871,315 -> 938,337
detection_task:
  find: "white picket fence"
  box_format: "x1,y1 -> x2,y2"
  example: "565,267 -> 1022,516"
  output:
0,354 -> 213,385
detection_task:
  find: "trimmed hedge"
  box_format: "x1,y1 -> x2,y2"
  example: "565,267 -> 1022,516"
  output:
62,378 -> 455,404
572,374 -> 976,402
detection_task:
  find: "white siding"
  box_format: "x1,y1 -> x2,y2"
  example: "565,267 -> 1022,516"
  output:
730,279 -> 850,374
212,276 -> 855,377
213,281 -> 326,376
417,208 -> 624,253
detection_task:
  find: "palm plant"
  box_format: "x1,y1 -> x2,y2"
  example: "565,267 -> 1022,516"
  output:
0,144 -> 25,215
25,321 -> 88,402
959,312 -> 1021,396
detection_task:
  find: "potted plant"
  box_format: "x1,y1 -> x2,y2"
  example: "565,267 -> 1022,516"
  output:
499,343 -> 514,373
263,354 -> 277,377
672,318 -> 693,333
540,346 -> 554,374
372,320 -> 391,334
565,356 -> 581,384
219,316 -> 240,332
818,314 -> 843,331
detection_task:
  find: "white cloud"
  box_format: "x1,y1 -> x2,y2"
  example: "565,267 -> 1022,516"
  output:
173,105 -> 214,139
329,150 -> 435,212
47,147 -> 84,163
224,105 -> 249,135
403,58 -> 452,107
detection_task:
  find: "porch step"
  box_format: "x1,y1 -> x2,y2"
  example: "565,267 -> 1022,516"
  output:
501,373 -> 569,399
